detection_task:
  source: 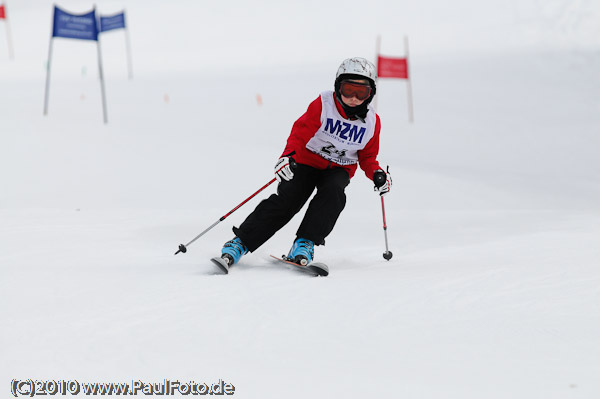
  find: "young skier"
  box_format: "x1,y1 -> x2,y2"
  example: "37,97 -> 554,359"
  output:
219,57 -> 392,266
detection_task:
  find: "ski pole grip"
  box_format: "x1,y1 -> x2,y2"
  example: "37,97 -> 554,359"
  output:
373,170 -> 386,188
283,151 -> 297,172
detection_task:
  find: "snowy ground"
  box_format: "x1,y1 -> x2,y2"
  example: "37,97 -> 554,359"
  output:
2,1 -> 600,398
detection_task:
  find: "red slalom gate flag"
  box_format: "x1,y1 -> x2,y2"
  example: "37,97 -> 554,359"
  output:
377,55 -> 408,79
0,4 -> 6,19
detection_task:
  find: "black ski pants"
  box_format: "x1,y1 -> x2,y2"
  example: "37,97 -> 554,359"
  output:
233,164 -> 350,252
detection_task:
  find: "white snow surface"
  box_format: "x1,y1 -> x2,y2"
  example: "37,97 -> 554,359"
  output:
2,1 -> 600,398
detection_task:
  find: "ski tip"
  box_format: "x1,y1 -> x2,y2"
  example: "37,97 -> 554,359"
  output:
210,257 -> 230,274
270,254 -> 329,277
308,262 -> 329,277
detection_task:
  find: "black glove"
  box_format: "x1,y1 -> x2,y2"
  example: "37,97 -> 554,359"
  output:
373,168 -> 391,196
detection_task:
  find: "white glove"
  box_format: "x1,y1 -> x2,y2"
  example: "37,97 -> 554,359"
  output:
373,169 -> 392,196
274,157 -> 295,182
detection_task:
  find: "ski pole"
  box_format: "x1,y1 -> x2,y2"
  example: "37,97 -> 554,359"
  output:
373,166 -> 393,260
174,177 -> 276,255
380,195 -> 393,260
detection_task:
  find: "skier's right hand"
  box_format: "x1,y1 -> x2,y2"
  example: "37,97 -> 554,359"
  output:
275,157 -> 295,182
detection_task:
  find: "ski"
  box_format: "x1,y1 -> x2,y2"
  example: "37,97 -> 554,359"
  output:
210,256 -> 230,274
269,254 -> 329,277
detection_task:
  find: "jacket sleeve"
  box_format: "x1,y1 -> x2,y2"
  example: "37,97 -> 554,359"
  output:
357,113 -> 383,179
281,96 -> 322,157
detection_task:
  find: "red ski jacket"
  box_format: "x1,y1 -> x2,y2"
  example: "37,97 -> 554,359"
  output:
281,93 -> 382,179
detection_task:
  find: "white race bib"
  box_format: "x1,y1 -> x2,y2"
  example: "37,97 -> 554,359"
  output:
305,91 -> 376,166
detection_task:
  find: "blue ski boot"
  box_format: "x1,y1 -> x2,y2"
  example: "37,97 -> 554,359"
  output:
221,237 -> 248,266
287,238 -> 314,266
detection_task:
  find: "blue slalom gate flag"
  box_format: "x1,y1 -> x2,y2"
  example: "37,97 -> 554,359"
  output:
52,6 -> 98,41
99,12 -> 126,33
45,5 -> 108,123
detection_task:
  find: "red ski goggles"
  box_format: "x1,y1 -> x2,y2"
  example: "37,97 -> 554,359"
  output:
339,80 -> 372,101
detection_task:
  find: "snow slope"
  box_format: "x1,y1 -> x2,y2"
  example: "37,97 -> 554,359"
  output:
1,1 -> 600,398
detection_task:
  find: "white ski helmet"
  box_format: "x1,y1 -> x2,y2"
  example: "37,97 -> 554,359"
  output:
335,57 -> 377,86
334,57 -> 377,110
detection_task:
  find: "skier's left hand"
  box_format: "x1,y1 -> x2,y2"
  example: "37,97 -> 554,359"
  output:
373,168 -> 392,196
